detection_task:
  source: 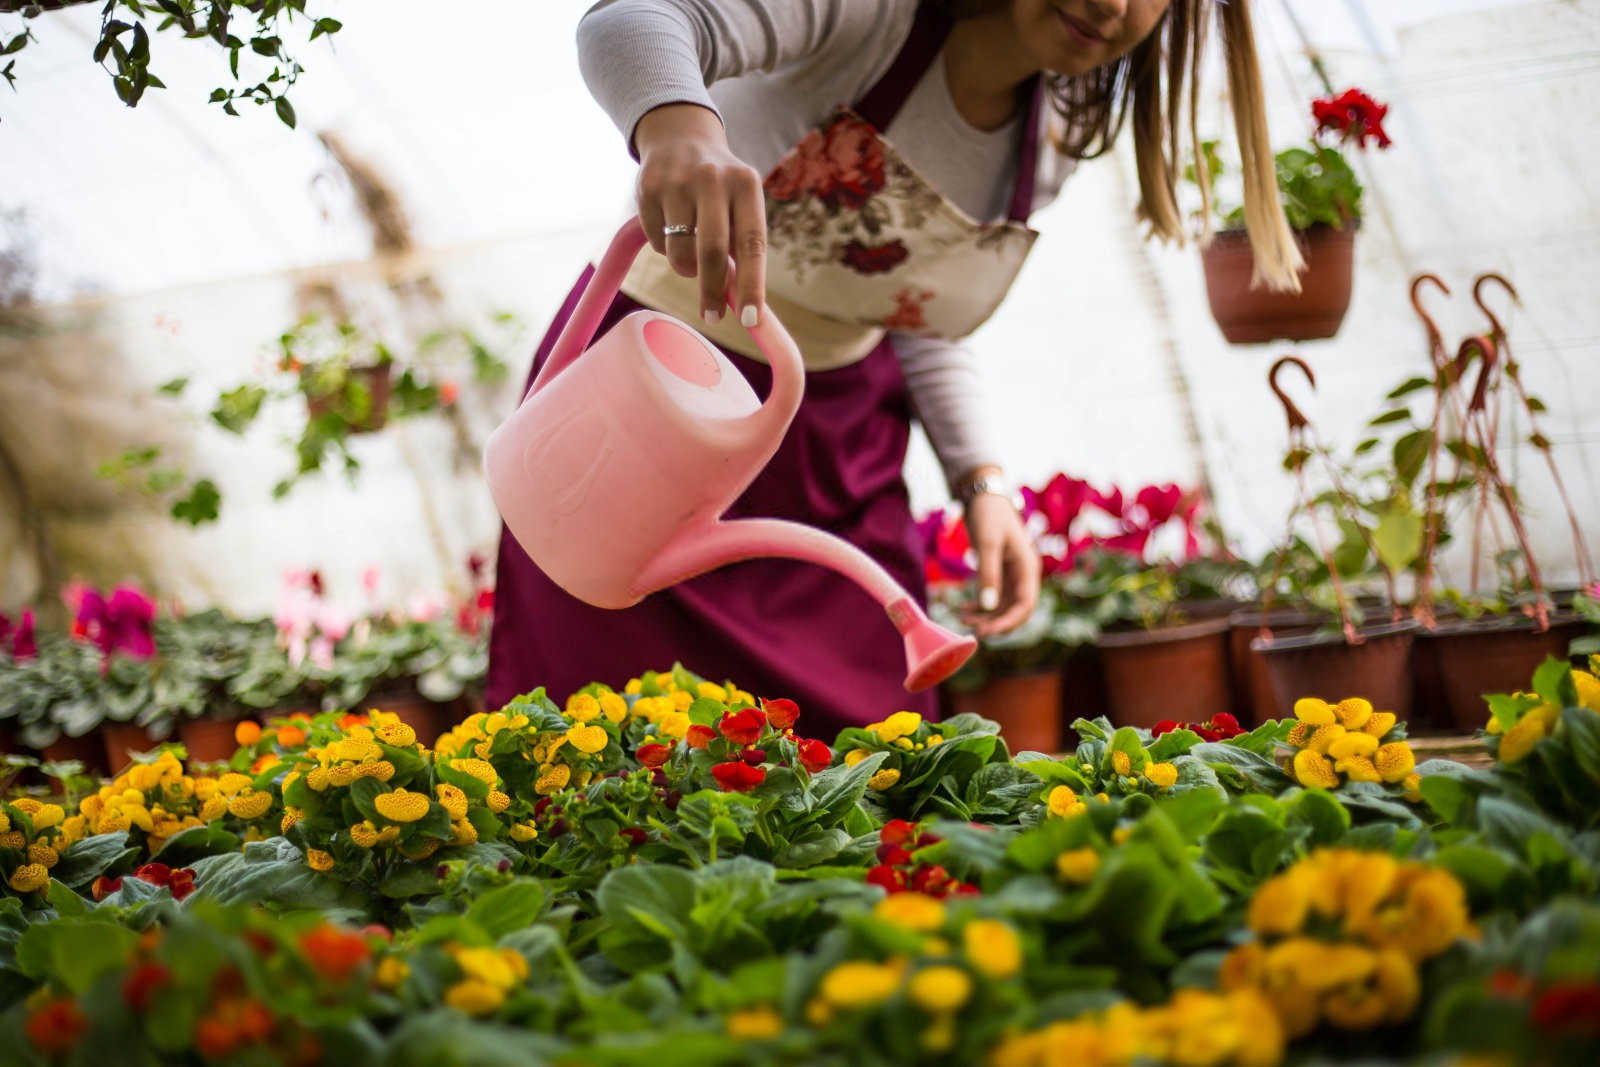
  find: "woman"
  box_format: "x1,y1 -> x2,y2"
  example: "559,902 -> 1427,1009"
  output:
487,0 -> 1299,738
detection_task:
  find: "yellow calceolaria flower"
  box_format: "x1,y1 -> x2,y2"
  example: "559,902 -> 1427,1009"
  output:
12,798 -> 42,817
1570,667 -> 1600,711
199,796 -> 228,823
599,692 -> 629,724
1374,742 -> 1415,783
819,961 -> 902,1008
375,956 -> 409,990
535,764 -> 572,795
697,681 -> 728,702
963,920 -> 1022,979
1496,712 -> 1548,764
1286,721 -> 1314,748
657,711 -> 691,740
215,772 -> 252,798
1143,762 -> 1178,789
451,758 -> 499,787
844,749 -> 869,767
0,812 -> 9,833
375,721 -> 416,747
374,789 -> 432,823
1293,749 -> 1340,790
401,837 -> 440,861
436,784 -> 469,820
670,689 -> 694,712
1322,947 -> 1419,1030
8,864 -> 49,893
875,892 -> 946,932
30,802 -> 65,831
335,737 -> 382,764
453,946 -> 529,989
876,711 -> 923,743
451,819 -> 479,847
1363,711 -> 1398,738
567,692 -> 602,722
1306,723 -> 1347,756
566,724 -> 609,755
94,811 -> 132,836
725,1006 -> 783,1040
352,760 -> 396,782
1327,733 -> 1379,761
350,821 -> 380,848
1294,697 -> 1337,725
868,768 -> 901,791
1335,697 -> 1374,731
376,826 -> 400,846
510,821 -> 539,843
1110,750 -> 1132,777
26,843 -> 58,869
625,678 -> 643,696
328,763 -> 358,788
1402,773 -> 1423,803
1111,825 -> 1133,845
1047,786 -> 1083,818
487,790 -> 511,814
908,965 -> 972,1013
1335,755 -> 1383,784
1247,867 -> 1315,938
445,978 -> 505,1016
1056,848 -> 1100,885
227,789 -> 274,821
306,849 -> 335,872
280,808 -> 304,834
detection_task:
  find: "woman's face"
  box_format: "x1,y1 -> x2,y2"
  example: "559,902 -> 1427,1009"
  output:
1009,0 -> 1172,76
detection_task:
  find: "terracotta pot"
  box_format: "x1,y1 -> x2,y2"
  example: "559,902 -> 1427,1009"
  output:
1201,224 -> 1356,344
1228,609 -> 1324,727
1059,644 -> 1108,733
39,732 -> 109,776
1098,616 -> 1234,730
1252,620 -> 1417,721
305,363 -> 392,433
1416,612 -> 1587,731
948,669 -> 1064,754
179,717 -> 244,764
365,688 -> 460,747
103,721 -> 165,774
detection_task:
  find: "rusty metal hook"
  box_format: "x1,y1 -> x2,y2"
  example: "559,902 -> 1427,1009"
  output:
1460,335 -> 1499,414
1472,272 -> 1520,343
1269,355 -> 1316,433
1410,273 -> 1452,368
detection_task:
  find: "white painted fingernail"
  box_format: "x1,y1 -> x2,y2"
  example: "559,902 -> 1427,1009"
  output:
703,308 -> 723,325
740,304 -> 758,329
979,587 -> 999,611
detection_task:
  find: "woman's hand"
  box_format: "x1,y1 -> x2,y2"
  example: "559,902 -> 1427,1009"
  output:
962,491 -> 1041,638
633,103 -> 767,327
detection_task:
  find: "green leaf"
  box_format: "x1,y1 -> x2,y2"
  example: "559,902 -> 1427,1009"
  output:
465,881 -> 547,941
1560,706 -> 1600,783
51,832 -> 135,889
170,478 -> 221,525
152,824 -> 241,866
310,17 -> 342,39
1285,788 -> 1350,846
1532,657 -> 1578,709
17,918 -> 138,994
1373,506 -> 1424,574
1385,376 -> 1433,400
1367,408 -> 1412,427
157,376 -> 189,395
595,864 -> 697,943
1392,429 -> 1432,487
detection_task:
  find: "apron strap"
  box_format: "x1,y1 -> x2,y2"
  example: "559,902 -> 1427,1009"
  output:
853,5 -> 1045,225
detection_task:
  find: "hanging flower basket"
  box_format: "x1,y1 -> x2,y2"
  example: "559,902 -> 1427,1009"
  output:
1202,224 -> 1356,344
304,362 -> 393,434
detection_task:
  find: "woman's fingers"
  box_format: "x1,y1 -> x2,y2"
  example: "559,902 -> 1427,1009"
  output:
729,167 -> 767,326
695,173 -> 731,322
986,533 -> 1041,635
660,185 -> 699,279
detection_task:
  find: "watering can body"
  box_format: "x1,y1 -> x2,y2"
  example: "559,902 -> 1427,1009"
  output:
484,220 -> 976,691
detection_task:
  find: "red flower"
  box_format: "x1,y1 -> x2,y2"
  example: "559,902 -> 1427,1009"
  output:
0,609 -> 36,661
361,924 -> 392,943
69,584 -> 157,666
1151,720 -> 1181,737
1022,474 -> 1093,538
880,820 -> 917,847
950,880 -> 982,896
797,738 -> 832,774
876,843 -> 913,866
866,864 -> 907,893
25,996 -> 87,1055
134,862 -> 173,885
298,923 -> 372,985
1488,969 -> 1534,999
91,875 -> 123,901
1531,981 -> 1600,1034
911,864 -> 954,896
915,509 -> 975,584
1312,87 -> 1391,149
821,115 -> 887,209
438,381 -> 459,406
1206,713 -> 1243,740
718,708 -> 767,745
740,745 -> 767,767
619,828 -> 649,848
167,868 -> 196,901
637,742 -> 672,768
122,961 -> 172,1012
840,238 -> 909,275
761,698 -> 800,730
686,724 -> 717,750
711,761 -> 767,793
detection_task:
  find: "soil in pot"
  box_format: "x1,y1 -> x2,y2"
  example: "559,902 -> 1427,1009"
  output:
179,717 -> 246,764
947,669 -> 1064,754
365,687 -> 460,747
1417,612 -> 1588,731
1202,224 -> 1355,344
103,722 -> 165,774
1228,608 -> 1324,727
1098,616 -> 1234,731
1252,621 -> 1417,722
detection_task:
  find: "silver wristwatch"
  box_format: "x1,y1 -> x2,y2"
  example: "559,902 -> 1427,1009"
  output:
956,473 -> 1011,507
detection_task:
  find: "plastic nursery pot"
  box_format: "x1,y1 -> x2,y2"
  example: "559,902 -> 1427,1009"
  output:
39,732 -> 109,777
102,721 -> 165,775
1097,615 -> 1234,731
363,686 -> 460,748
178,717 -> 245,765
1415,611 -> 1588,732
1201,224 -> 1355,344
1251,620 -> 1418,723
305,363 -> 392,434
1228,608 -> 1324,728
947,668 -> 1064,755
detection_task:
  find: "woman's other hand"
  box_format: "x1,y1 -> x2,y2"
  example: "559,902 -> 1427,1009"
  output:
633,103 -> 767,327
962,491 -> 1041,638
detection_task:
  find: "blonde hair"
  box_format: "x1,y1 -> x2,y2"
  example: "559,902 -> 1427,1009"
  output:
968,0 -> 1306,292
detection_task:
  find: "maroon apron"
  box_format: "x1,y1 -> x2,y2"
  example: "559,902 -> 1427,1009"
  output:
486,6 -> 1041,738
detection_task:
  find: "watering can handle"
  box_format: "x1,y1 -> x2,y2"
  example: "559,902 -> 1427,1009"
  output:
523,218 -> 804,412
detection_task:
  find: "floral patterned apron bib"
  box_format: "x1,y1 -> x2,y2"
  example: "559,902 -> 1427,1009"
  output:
620,3 -> 1044,368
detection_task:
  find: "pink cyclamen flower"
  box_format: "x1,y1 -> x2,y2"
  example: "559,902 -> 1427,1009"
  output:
0,609 -> 37,660
1022,473 -> 1094,538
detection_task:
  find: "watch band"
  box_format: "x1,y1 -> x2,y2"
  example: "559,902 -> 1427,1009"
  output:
957,473 -> 1010,506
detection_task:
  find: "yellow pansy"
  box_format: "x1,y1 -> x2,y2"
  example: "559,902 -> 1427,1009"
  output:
819,961 -> 901,1008
908,966 -> 972,1013
874,892 -> 946,932
1056,848 -> 1099,885
962,920 -> 1022,979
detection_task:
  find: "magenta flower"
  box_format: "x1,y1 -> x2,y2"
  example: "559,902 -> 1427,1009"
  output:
1021,474 -> 1092,537
915,510 -> 975,584
0,609 -> 37,660
67,584 -> 156,663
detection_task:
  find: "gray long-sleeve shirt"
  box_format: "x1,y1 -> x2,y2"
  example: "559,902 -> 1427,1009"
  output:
577,0 -> 1078,489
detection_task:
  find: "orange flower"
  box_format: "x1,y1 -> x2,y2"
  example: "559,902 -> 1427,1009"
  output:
298,923 -> 372,984
25,995 -> 87,1055
234,721 -> 262,746
194,996 -> 274,1059
276,725 -> 307,748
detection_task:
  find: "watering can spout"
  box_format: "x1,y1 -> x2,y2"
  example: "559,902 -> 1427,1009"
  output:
636,519 -> 976,692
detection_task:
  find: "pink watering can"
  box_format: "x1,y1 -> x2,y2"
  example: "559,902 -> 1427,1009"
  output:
484,219 -> 976,692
